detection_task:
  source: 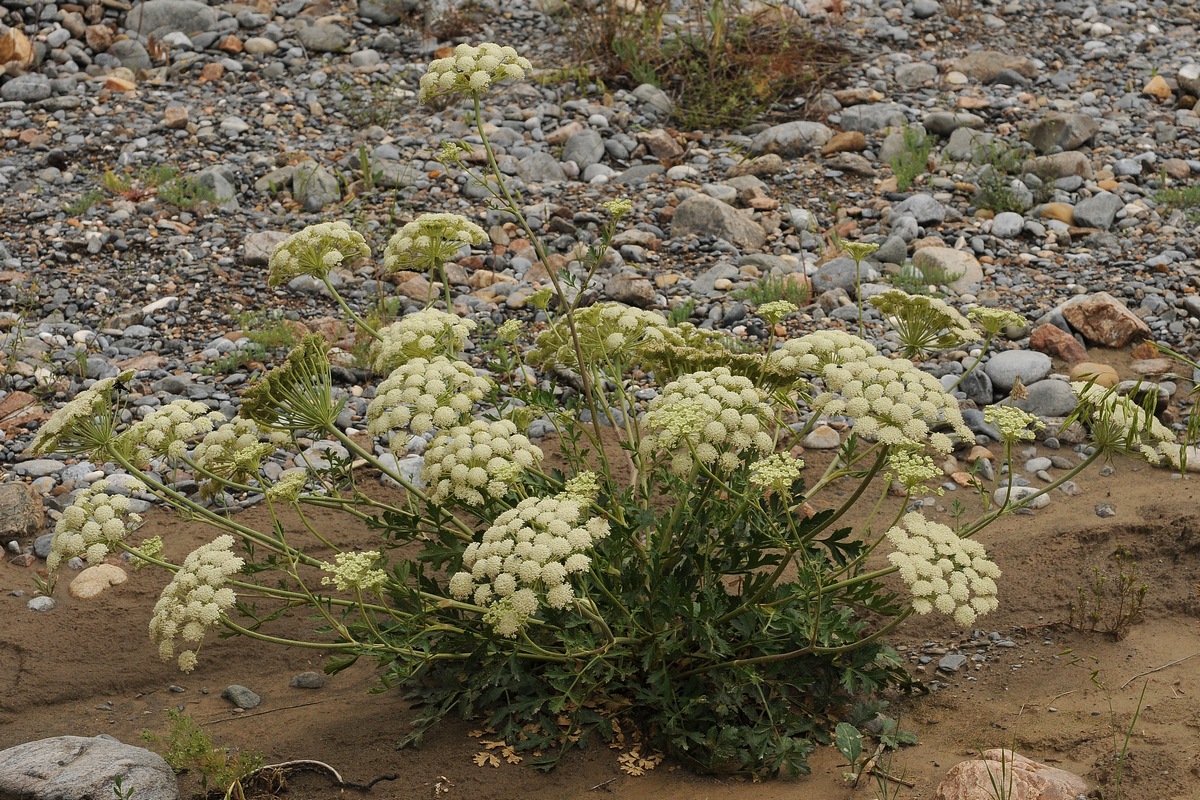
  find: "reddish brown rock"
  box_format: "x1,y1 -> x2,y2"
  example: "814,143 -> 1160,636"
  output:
198,62 -> 225,83
935,749 -> 1088,800
216,34 -> 243,54
0,27 -> 34,69
636,128 -> 685,161
821,130 -> 867,155
85,24 -> 114,52
1061,291 -> 1151,347
1029,323 -> 1087,363
162,105 -> 189,130
1069,361 -> 1118,388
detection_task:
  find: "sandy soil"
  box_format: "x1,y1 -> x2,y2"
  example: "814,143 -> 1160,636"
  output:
2,448 -> 1199,800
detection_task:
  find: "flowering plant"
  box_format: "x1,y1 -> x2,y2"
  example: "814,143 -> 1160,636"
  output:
28,42 -> 1187,778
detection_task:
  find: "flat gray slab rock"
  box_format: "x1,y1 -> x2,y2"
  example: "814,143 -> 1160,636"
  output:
0,735 -> 179,800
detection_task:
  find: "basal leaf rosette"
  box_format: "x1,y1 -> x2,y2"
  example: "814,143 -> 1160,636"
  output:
1071,381 -> 1183,466
29,371 -> 133,457
149,534 -> 243,673
240,335 -> 345,432
447,489 -> 609,637
886,512 -> 1000,627
639,367 -> 774,476
370,308 -> 476,375
267,221 -> 370,287
812,354 -> 972,453
421,419 -> 544,506
868,290 -> 980,359
46,478 -> 145,580
382,213 -> 486,274
418,42 -> 533,104
365,356 -> 494,450
115,399 -> 226,466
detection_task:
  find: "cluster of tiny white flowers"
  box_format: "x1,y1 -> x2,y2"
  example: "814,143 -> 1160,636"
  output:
983,405 -> 1043,444
640,368 -> 774,476
868,290 -> 980,357
418,42 -> 533,104
267,221 -> 370,287
193,418 -> 290,494
118,400 -> 225,465
382,213 -> 486,273
422,419 -> 544,506
885,449 -> 944,494
769,330 -> 877,374
366,357 -> 494,449
885,512 -> 1000,627
1072,382 -> 1183,466
370,308 -> 476,375
321,551 -> 389,594
265,471 -> 309,504
447,492 -> 609,637
529,302 -> 675,371
756,300 -> 798,325
968,306 -> 1026,336
748,453 -> 805,492
149,535 -> 242,673
29,371 -> 132,456
47,479 -> 145,575
812,355 -> 972,453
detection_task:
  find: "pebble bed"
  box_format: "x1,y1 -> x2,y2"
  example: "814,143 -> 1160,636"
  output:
2,0 -> 1199,680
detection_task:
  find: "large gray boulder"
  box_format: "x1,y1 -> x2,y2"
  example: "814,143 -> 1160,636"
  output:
748,121 -> 831,157
671,195 -> 766,250
124,0 -> 216,37
1026,112 -> 1100,153
0,736 -> 178,800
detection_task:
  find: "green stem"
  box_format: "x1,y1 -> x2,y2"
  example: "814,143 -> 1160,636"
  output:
321,276 -> 381,341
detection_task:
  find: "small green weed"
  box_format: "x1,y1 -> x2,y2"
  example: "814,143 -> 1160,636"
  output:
733,273 -> 811,307
1068,548 -> 1148,640
65,188 -> 106,216
202,313 -> 300,375
338,73 -> 410,129
564,0 -> 851,130
1154,185 -> 1200,222
142,709 -> 263,796
889,126 -> 933,191
667,298 -> 696,326
157,175 -> 218,210
971,143 -> 1035,214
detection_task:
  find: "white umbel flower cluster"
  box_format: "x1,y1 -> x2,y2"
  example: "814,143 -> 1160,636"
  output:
640,367 -> 773,475
370,308 -> 476,375
382,213 -> 486,273
812,355 -> 972,453
447,492 -> 610,637
29,371 -> 132,456
422,419 -> 544,506
47,479 -> 145,575
321,551 -> 389,594
769,330 -> 878,374
149,535 -> 242,673
418,42 -> 533,104
886,512 -> 999,627
193,417 -> 290,494
267,221 -> 370,287
529,302 -> 675,370
118,399 -> 225,465
366,356 -> 494,448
